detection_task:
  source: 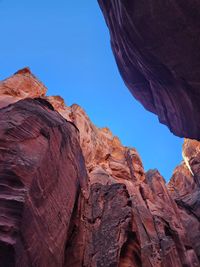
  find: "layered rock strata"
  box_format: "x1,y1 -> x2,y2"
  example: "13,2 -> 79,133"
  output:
0,69 -> 199,267
98,0 -> 200,139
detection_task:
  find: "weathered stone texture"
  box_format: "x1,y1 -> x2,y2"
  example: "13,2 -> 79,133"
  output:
98,0 -> 200,139
0,97 -> 87,267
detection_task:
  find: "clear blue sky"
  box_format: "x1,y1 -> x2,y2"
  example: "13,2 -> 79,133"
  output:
0,1 -> 183,181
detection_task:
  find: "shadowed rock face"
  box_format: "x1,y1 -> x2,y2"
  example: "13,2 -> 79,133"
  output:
169,139 -> 200,261
0,97 -> 87,267
0,69 -> 200,267
65,183 -> 132,267
98,0 -> 200,139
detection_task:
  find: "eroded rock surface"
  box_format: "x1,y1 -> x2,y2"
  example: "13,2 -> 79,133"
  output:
0,96 -> 87,267
98,0 -> 200,139
65,183 -> 132,267
169,139 -> 200,262
0,69 -> 200,267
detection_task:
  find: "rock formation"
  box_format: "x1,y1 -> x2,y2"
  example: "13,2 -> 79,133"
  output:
0,71 -> 87,267
168,139 -> 200,261
0,69 -> 199,266
98,0 -> 200,139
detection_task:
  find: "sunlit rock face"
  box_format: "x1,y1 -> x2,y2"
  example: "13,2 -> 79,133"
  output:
98,0 -> 200,139
0,69 -> 200,267
0,67 -> 46,109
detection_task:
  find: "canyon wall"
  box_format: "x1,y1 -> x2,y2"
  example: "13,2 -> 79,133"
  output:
0,69 -> 87,267
0,69 -> 199,266
98,0 -> 200,140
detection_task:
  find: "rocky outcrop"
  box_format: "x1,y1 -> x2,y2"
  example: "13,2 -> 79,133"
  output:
0,69 -> 200,266
98,0 -> 200,139
0,96 -> 87,266
0,67 -> 46,109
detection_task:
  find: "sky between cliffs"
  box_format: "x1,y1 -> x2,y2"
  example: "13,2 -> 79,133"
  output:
0,1 -> 183,181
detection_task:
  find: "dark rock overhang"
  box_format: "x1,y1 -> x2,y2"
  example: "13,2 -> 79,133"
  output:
98,0 -> 200,139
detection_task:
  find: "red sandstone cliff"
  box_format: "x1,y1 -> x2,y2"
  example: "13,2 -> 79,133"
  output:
0,69 -> 199,267
0,70 -> 87,267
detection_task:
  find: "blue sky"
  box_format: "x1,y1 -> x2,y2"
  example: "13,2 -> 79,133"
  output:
0,1 -> 183,181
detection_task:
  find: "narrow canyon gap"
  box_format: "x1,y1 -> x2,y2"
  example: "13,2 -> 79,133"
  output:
0,69 -> 199,266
